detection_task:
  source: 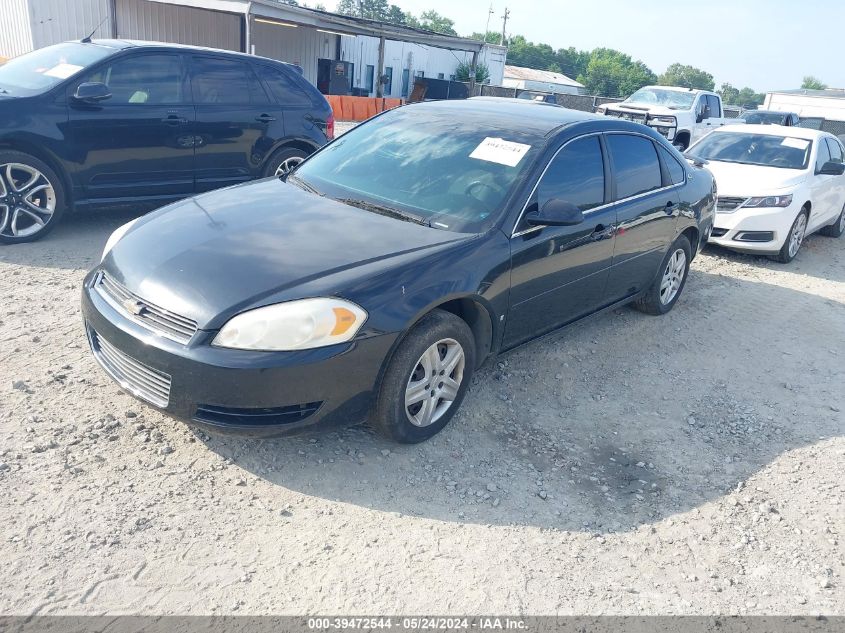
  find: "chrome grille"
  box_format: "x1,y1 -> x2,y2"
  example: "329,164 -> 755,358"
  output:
610,110 -> 647,123
716,197 -> 747,212
87,328 -> 171,408
96,273 -> 198,344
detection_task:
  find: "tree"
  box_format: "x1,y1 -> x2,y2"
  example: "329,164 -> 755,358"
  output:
802,76 -> 827,90
718,82 -> 740,105
335,0 -> 388,20
455,61 -> 490,83
658,63 -> 715,91
555,47 -> 590,82
736,87 -> 765,107
407,10 -> 457,35
577,48 -> 656,98
384,4 -> 406,25
469,30 -> 504,45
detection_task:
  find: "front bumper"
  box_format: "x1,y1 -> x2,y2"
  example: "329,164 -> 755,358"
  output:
707,204 -> 799,254
81,271 -> 396,436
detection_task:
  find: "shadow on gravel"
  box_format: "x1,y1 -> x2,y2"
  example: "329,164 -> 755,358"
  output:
0,208 -> 139,271
197,266 -> 845,534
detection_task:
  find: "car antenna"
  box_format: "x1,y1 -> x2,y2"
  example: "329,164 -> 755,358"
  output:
81,16 -> 109,43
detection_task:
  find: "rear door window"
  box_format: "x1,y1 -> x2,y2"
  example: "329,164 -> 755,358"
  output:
256,64 -> 311,106
826,138 -> 844,164
537,136 -> 606,211
606,134 -> 662,199
191,56 -> 267,105
657,145 -> 686,185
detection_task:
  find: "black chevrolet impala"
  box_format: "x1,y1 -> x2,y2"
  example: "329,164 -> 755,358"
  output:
82,98 -> 715,443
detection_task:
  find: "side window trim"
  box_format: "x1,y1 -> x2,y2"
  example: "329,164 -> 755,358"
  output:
510,132 -> 604,237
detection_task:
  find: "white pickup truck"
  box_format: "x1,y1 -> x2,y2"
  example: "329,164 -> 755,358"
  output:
596,86 -> 743,150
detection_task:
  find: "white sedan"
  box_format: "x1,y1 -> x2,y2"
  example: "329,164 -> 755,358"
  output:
687,125 -> 845,262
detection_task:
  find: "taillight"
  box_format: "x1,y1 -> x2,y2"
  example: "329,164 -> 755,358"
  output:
326,113 -> 335,141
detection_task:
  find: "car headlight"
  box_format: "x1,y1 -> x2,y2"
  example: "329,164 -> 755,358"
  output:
742,195 -> 793,208
101,217 -> 140,261
212,298 -> 368,351
596,106 -> 607,114
648,116 -> 676,126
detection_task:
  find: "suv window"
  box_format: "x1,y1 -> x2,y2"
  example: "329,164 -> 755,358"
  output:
658,145 -> 686,185
816,138 -> 832,172
191,56 -> 268,105
538,136 -> 605,211
84,53 -> 184,105
826,138 -> 844,164
257,64 -> 311,106
606,134 -> 662,199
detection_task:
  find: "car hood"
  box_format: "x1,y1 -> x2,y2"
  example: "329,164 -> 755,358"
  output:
105,179 -> 471,329
703,160 -> 807,196
608,103 -> 682,117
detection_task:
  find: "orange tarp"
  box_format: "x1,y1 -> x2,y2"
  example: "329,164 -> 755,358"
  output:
326,96 -> 404,122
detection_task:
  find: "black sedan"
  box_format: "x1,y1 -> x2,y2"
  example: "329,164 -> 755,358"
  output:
82,98 -> 715,443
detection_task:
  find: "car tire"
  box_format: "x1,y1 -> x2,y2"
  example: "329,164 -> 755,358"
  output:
0,150 -> 66,244
263,147 -> 309,178
373,310 -> 476,443
772,207 -> 809,263
820,204 -> 845,238
632,234 -> 692,316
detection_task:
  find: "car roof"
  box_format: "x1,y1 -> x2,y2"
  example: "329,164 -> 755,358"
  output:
711,124 -> 832,141
81,39 -> 299,69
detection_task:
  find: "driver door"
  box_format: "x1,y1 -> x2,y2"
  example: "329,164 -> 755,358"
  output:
504,134 -> 617,348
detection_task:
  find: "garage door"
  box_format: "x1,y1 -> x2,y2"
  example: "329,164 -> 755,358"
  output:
116,0 -> 242,52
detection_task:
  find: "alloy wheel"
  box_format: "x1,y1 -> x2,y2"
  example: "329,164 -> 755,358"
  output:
274,156 -> 304,177
0,163 -> 56,238
788,213 -> 807,258
659,248 -> 686,305
404,338 -> 465,428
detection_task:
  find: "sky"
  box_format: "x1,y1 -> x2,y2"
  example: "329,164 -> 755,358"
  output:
327,0 -> 842,92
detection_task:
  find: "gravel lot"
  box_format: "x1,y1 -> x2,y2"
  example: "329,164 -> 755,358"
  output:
1,200 -> 843,615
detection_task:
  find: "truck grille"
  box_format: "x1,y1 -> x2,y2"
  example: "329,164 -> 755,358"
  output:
96,273 -> 198,344
716,197 -> 747,212
87,328 -> 171,408
608,110 -> 647,123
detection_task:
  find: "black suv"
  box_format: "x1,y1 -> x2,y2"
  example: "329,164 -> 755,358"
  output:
0,40 -> 333,243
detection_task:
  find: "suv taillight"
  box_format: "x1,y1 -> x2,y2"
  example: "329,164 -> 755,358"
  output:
326,113 -> 335,141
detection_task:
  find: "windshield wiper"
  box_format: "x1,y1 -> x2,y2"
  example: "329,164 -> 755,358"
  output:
286,173 -> 323,196
338,198 -> 429,226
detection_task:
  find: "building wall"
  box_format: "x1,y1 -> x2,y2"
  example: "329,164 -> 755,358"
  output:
251,21 -> 335,86
340,36 -> 505,98
0,0 -> 33,59
30,0 -> 111,50
765,93 -> 845,121
115,0 -> 242,51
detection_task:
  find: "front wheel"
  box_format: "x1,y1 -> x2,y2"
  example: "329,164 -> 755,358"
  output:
633,234 -> 692,316
772,208 -> 808,263
373,310 -> 476,443
0,151 -> 66,244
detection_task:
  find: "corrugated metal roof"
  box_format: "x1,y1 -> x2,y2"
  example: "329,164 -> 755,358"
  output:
768,88 -> 845,98
503,64 -> 583,88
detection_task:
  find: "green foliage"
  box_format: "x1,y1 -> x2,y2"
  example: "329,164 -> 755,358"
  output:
576,48 -> 656,98
658,63 -> 715,91
468,31 -> 504,45
718,82 -> 764,107
405,10 -> 457,35
455,61 -> 490,83
802,76 -> 828,90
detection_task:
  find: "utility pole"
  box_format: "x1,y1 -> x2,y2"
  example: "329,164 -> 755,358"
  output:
500,7 -> 510,46
484,4 -> 494,37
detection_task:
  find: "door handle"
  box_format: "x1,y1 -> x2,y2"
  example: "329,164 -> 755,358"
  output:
255,114 -> 277,123
591,224 -> 614,241
162,115 -> 187,125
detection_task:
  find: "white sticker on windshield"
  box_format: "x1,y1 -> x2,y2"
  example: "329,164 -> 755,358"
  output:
43,63 -> 84,79
781,137 -> 810,150
470,137 -> 531,167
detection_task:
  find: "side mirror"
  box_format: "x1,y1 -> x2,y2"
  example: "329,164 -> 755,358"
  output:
818,161 -> 845,176
526,198 -> 585,227
72,82 -> 111,103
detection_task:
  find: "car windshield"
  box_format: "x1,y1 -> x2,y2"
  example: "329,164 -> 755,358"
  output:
690,132 -> 812,170
743,111 -> 785,125
0,42 -> 113,96
291,105 -> 543,232
625,88 -> 696,110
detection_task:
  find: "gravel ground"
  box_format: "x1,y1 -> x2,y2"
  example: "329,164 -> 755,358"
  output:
0,200 -> 843,616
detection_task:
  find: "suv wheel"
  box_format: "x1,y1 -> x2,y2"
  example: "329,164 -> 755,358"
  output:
0,151 -> 66,244
264,147 -> 309,178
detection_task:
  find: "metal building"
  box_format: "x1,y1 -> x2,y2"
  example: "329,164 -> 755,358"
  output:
502,65 -> 585,96
0,0 -> 506,97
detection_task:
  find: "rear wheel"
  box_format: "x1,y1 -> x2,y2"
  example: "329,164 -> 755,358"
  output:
0,151 -> 66,244
264,147 -> 308,178
820,204 -> 845,238
772,208 -> 808,263
373,310 -> 475,443
633,235 -> 692,316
